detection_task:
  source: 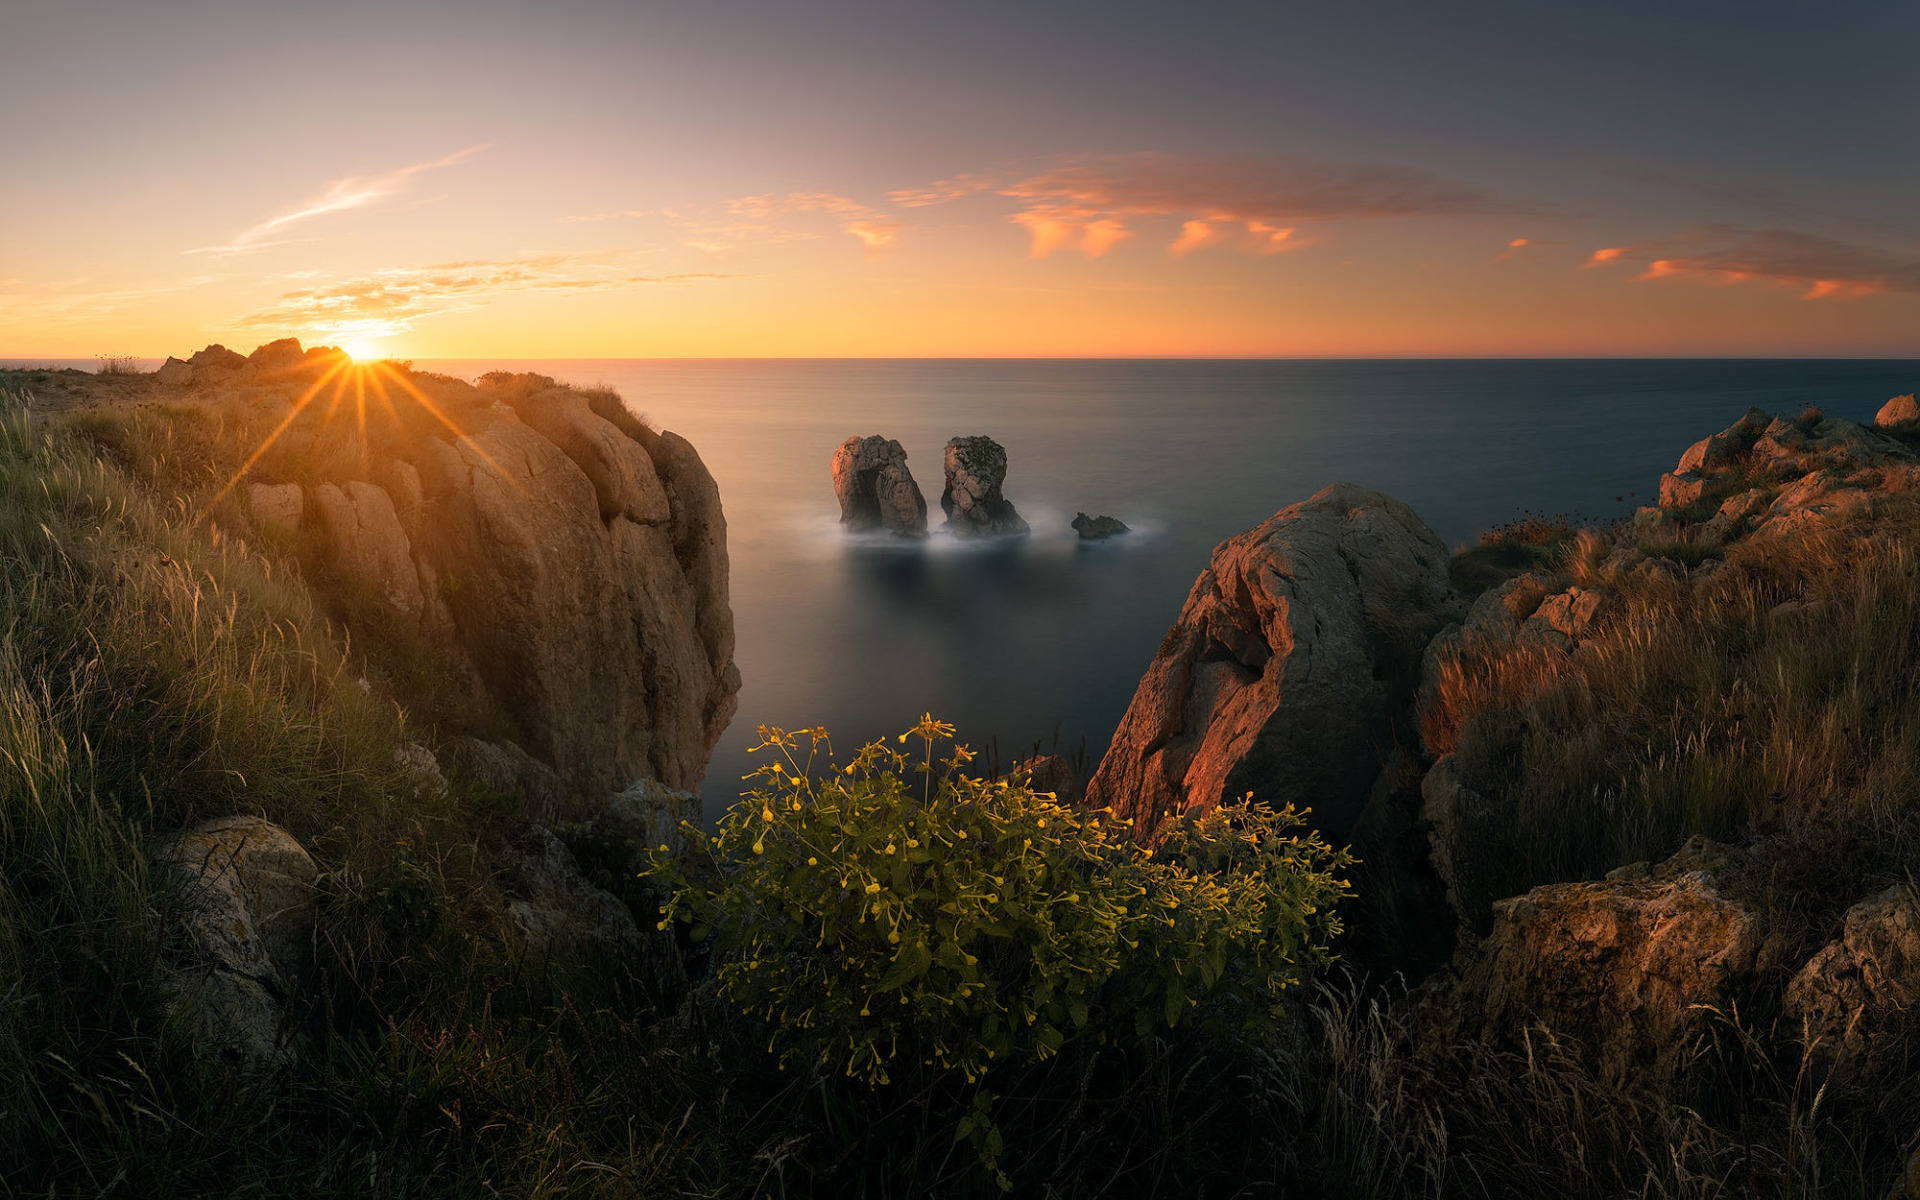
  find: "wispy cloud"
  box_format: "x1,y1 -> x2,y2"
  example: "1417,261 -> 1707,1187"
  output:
188,145 -> 490,256
1584,226 -> 1920,299
900,152 -> 1514,258
725,191 -> 902,249
239,253 -> 740,338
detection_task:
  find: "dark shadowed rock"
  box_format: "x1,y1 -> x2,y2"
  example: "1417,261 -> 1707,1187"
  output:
942,435 -> 1028,536
832,435 -> 928,536
1084,482 -> 1460,843
1785,883 -> 1920,1057
157,816 -> 318,1069
1016,754 -> 1083,807
187,344 -> 249,373
1072,512 -> 1129,540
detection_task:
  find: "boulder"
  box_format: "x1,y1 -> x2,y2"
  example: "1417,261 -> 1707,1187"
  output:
1876,394 -> 1919,430
309,481 -> 426,623
1424,836 -> 1764,1086
1016,754 -> 1084,807
155,357 -> 195,387
187,344 -> 249,374
246,482 -> 304,536
1419,754 -> 1493,924
448,736 -> 570,818
156,816 -> 318,1069
831,435 -> 928,536
1785,884 -> 1920,1055
941,435 -> 1028,537
510,830 -> 661,985
1085,483 -> 1460,842
1072,512 -> 1130,540
248,338 -> 307,375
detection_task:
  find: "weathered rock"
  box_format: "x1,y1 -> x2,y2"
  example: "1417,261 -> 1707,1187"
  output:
449,736 -> 570,817
1658,471 -> 1709,510
1785,884 -> 1920,1055
309,481 -> 426,623
410,405 -> 737,793
1876,394 -> 1919,430
246,482 -> 304,536
1016,754 -> 1084,807
511,830 -> 648,972
248,338 -> 307,375
831,435 -> 928,536
156,816 -> 318,1068
393,742 -> 448,798
1425,837 -> 1763,1086
941,435 -> 1028,537
1419,754 -> 1493,923
1085,483 -> 1460,842
155,357 -> 194,387
1528,585 -> 1609,642
187,344 -> 249,373
1072,512 -> 1129,540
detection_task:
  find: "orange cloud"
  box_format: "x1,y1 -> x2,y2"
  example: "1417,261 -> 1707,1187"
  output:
1585,227 -> 1920,299
239,254 -> 739,337
727,191 -> 901,249
971,152 -> 1506,258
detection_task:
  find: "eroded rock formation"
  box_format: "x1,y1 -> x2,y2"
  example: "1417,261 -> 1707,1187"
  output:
832,435 -> 928,536
225,349 -> 737,797
941,435 -> 1027,536
1420,837 -> 1765,1086
1084,482 -> 1460,842
157,816 -> 318,1068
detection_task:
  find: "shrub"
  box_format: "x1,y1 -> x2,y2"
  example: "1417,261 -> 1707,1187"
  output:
647,717 -> 1352,1179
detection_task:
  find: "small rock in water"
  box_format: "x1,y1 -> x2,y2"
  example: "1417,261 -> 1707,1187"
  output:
1071,512 -> 1129,540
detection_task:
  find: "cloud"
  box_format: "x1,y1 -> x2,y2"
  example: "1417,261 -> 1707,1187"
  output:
1583,226 -> 1920,299
238,254 -> 740,337
725,191 -> 902,249
189,145 -> 489,256
910,152 -> 1510,258
1495,235 -> 1564,260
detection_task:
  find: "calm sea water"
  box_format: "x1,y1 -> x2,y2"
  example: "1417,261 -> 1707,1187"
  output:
12,357 -> 1918,817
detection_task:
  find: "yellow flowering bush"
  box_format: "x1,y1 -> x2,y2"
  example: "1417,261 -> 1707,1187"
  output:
645,717 -> 1352,1170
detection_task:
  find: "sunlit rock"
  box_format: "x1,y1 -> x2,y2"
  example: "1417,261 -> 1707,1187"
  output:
832,434 -> 928,536
1085,482 -> 1460,843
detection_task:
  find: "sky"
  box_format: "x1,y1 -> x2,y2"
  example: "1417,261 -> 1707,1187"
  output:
3,0 -> 1917,359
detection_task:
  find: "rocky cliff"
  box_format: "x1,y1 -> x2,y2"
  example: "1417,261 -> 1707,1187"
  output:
1089,396 -> 1920,1110
191,346 -> 739,797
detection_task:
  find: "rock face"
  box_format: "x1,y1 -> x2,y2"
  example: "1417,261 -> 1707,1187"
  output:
309,481 -> 427,623
1424,837 -> 1765,1086
1085,483 -> 1460,842
246,482 -> 304,536
225,353 -> 739,798
941,436 -> 1028,536
400,388 -> 738,793
832,435 -> 928,536
157,816 -> 318,1068
1072,512 -> 1129,540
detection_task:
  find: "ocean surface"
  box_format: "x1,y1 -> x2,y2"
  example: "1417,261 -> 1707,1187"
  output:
11,357 -> 1920,819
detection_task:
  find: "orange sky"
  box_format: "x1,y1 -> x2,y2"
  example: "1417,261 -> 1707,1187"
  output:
4,3 -> 1917,359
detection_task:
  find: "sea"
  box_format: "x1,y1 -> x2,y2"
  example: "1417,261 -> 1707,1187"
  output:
12,357 -> 1920,819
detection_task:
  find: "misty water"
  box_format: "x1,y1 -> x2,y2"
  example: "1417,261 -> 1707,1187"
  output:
406,359 -> 1917,820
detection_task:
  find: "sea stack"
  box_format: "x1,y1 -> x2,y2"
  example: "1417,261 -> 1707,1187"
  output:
831,435 -> 928,536
1072,512 -> 1129,540
941,435 -> 1028,537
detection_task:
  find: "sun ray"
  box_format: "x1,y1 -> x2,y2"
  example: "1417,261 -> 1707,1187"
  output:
354,368 -> 369,479
202,357 -> 354,517
370,361 -> 528,495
